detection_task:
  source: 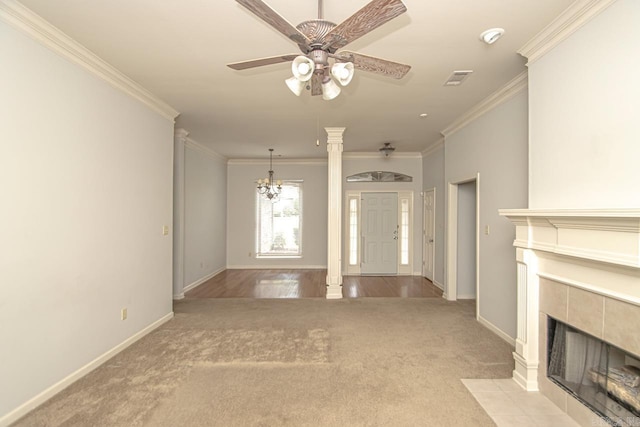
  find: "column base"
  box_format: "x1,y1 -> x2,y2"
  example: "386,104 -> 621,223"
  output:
326,285 -> 343,299
513,351 -> 539,391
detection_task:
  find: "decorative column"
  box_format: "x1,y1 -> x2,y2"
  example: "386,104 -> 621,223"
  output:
173,128 -> 188,300
513,246 -> 540,391
325,127 -> 345,299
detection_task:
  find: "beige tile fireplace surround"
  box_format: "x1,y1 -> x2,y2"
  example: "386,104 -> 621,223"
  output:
500,209 -> 640,426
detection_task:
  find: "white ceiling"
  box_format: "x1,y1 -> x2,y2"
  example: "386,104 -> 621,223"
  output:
20,0 -> 573,159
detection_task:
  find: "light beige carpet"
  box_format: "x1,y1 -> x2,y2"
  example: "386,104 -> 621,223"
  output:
14,298 -> 514,426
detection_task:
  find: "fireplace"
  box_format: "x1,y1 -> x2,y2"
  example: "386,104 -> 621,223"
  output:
500,209 -> 640,426
547,317 -> 640,425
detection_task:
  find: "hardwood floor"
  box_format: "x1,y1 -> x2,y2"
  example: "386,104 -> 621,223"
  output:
185,269 -> 443,299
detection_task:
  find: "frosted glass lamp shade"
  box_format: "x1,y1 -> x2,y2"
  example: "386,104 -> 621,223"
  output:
322,78 -> 341,101
285,76 -> 305,96
331,62 -> 354,86
292,56 -> 315,82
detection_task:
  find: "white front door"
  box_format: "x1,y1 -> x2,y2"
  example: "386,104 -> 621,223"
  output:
423,189 -> 435,281
361,192 -> 398,275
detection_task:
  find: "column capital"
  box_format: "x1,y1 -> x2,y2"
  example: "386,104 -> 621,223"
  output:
174,128 -> 190,142
325,127 -> 346,143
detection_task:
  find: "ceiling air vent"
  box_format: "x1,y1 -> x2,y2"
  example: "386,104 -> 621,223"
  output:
444,70 -> 473,86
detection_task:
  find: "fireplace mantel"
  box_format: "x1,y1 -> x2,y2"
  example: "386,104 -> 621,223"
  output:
500,209 -> 640,268
499,209 -> 640,393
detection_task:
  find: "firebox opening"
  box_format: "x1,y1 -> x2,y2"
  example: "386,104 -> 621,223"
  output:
547,317 -> 640,426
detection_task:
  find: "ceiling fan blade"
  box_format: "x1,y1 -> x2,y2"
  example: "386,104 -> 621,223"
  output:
236,0 -> 311,46
227,54 -> 298,70
311,74 -> 322,96
338,51 -> 410,79
322,0 -> 407,51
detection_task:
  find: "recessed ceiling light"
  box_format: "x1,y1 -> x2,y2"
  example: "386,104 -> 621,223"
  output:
419,113 -> 428,118
480,28 -> 505,45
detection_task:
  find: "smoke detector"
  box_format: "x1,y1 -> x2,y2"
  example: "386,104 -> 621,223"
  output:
480,28 -> 505,45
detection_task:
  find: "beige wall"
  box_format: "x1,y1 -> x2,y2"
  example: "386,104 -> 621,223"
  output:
226,161 -> 328,268
0,20 -> 174,420
528,0 -> 640,209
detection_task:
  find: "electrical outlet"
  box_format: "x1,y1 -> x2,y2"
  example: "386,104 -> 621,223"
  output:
162,225 -> 169,236
121,308 -> 127,320
248,251 -> 252,257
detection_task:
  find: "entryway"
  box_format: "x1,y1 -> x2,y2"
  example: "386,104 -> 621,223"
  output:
361,192 -> 398,275
344,190 -> 414,276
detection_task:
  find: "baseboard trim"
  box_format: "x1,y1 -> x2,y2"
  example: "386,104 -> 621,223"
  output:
172,293 -> 185,300
0,312 -> 174,427
477,315 -> 516,347
226,265 -> 327,270
456,293 -> 477,300
433,280 -> 444,291
183,267 -> 225,294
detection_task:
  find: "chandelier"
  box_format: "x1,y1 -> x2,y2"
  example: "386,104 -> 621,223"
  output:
257,148 -> 282,201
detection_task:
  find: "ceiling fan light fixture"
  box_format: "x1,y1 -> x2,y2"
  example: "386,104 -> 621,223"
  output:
285,76 -> 305,96
322,78 -> 341,101
292,55 -> 315,81
480,28 -> 505,45
331,62 -> 354,86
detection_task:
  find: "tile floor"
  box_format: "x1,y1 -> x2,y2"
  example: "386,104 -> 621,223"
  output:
462,379 -> 580,427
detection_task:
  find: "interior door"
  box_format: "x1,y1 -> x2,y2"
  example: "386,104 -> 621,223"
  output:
361,192 -> 398,275
423,189 -> 435,281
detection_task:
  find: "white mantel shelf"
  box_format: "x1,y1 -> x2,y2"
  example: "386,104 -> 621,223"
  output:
499,209 -> 640,269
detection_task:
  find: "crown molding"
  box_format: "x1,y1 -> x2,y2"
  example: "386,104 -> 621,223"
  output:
441,71 -> 528,138
518,0 -> 617,65
185,138 -> 226,161
0,0 -> 179,122
342,152 -> 423,160
228,158 -> 328,166
421,138 -> 444,158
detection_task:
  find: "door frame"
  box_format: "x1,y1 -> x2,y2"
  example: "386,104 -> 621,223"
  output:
422,188 -> 435,281
344,190 -> 413,276
445,174 -> 480,317
360,192 -> 399,275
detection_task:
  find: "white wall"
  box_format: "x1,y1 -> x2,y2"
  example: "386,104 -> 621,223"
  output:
227,161 -> 327,268
528,0 -> 640,209
0,21 -> 174,421
344,155 -> 423,274
457,181 -> 477,299
184,143 -> 227,286
445,90 -> 529,339
422,145 -> 445,287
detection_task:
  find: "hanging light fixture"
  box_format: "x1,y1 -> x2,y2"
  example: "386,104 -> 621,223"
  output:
379,142 -> 396,157
257,148 -> 282,201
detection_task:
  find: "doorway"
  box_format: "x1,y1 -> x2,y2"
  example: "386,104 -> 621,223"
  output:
423,188 -> 435,281
446,174 -> 479,307
361,192 -> 398,275
456,181 -> 476,299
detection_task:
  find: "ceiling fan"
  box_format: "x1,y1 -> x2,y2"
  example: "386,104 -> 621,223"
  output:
227,0 -> 411,100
